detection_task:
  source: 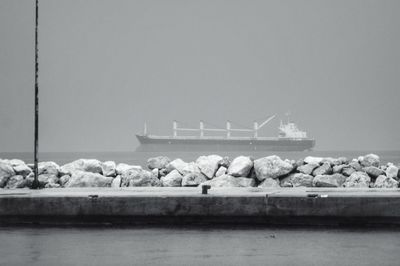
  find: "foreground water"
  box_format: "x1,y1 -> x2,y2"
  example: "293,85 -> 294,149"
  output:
0,226 -> 399,266
1,150 -> 400,167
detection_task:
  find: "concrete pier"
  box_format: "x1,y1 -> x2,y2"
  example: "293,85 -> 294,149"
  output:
1,187 -> 400,226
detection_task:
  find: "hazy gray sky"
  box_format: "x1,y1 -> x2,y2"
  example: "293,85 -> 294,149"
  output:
1,0 -> 400,152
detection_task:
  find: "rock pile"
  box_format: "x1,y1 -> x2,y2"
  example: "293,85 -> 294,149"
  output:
0,153 -> 399,189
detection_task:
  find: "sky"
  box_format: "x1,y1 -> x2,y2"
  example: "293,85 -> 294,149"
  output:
0,0 -> 400,152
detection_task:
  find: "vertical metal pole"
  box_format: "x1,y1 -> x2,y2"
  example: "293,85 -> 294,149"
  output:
32,0 -> 40,189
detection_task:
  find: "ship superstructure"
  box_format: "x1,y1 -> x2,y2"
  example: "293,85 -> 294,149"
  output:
136,115 -> 315,151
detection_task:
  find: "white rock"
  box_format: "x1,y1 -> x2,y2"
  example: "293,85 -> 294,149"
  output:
111,175 -> 122,188
359,154 -> 380,167
253,155 -> 294,181
374,175 -> 398,188
101,161 -> 117,177
181,172 -> 207,187
201,174 -> 255,187
116,163 -> 142,176
65,171 -> 113,187
304,156 -> 324,165
258,178 -> 280,188
60,159 -> 102,175
386,165 -> 399,179
0,161 -> 16,187
38,161 -> 60,176
196,155 -> 223,179
280,173 -> 313,187
227,156 -> 253,177
147,156 -> 170,170
120,168 -> 160,187
166,159 -> 188,175
13,163 -> 32,177
343,171 -> 371,188
312,174 -> 347,188
215,166 -> 227,177
160,170 -> 182,187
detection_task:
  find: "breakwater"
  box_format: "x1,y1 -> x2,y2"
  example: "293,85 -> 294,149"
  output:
1,154 -> 399,189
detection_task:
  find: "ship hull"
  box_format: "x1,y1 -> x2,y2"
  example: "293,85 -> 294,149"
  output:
136,135 -> 315,152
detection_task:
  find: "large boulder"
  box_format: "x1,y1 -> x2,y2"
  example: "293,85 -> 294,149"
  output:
181,172 -> 207,187
196,155 -> 223,179
120,168 -> 161,187
115,163 -> 142,176
343,171 -> 371,188
386,164 -> 399,180
349,161 -> 362,171
253,155 -> 294,181
342,166 -> 356,177
5,175 -> 32,189
280,173 -> 313,187
303,156 -> 324,165
373,175 -> 399,188
38,161 -> 60,176
147,156 -> 170,170
258,178 -> 281,188
215,166 -> 227,177
359,154 -> 380,167
13,163 -> 32,177
313,174 -> 347,187
59,175 -> 70,187
201,174 -> 255,187
38,174 -> 59,188
60,159 -> 102,175
166,159 -> 188,175
312,162 -> 332,176
0,161 -> 15,187
332,164 -> 347,174
218,157 -> 231,168
101,161 -> 117,177
363,166 -> 385,179
111,175 -> 121,188
160,170 -> 182,187
297,163 -> 319,175
65,171 -> 113,187
227,156 -> 253,177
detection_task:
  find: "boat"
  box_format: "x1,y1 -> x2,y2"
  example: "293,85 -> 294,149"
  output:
135,115 -> 315,151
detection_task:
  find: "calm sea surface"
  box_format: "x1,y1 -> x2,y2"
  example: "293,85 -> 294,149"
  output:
1,150 -> 400,167
0,226 -> 399,266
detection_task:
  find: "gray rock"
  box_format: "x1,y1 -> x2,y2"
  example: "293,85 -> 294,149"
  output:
181,162 -> 202,176
343,171 -> 371,188
115,163 -> 142,176
159,168 -> 168,177
65,171 -> 113,187
363,166 -> 385,178
313,174 -> 347,187
196,155 -> 223,179
181,172 -> 207,187
374,175 -> 399,188
101,161 -> 117,177
59,175 -> 70,187
359,154 -> 380,167
13,163 -> 32,177
0,161 -> 15,188
60,159 -> 102,175
111,175 -> 121,188
215,166 -> 227,177
147,156 -> 170,170
312,162 -> 332,176
166,158 -> 188,175
342,166 -> 356,177
253,155 -> 294,181
38,161 -> 60,176
218,157 -> 231,168
297,163 -> 319,175
227,156 -> 253,177
258,178 -> 281,188
349,161 -> 362,171
45,182 -> 61,188
5,175 -> 31,189
386,164 -> 399,180
280,173 -> 314,187
120,168 -> 161,187
201,174 -> 255,187
38,174 -> 60,188
151,168 -> 159,179
303,156 -> 324,165
160,170 -> 182,187
332,164 -> 346,174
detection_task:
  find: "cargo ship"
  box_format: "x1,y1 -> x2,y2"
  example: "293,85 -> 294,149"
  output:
135,115 -> 315,151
